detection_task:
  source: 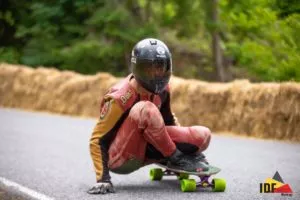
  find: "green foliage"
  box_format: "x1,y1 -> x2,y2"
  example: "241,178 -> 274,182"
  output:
0,0 -> 299,81
275,0 -> 300,18
0,47 -> 20,63
0,10 -> 15,26
151,0 -> 206,37
1,0 -> 156,75
221,0 -> 300,81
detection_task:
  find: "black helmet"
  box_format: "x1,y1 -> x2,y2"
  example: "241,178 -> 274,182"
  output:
130,38 -> 172,94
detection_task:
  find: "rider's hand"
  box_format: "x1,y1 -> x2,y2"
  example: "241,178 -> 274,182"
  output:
87,181 -> 115,194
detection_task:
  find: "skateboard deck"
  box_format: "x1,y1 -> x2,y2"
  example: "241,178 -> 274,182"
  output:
149,163 -> 226,192
156,163 -> 221,176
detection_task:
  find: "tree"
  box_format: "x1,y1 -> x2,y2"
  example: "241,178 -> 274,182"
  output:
211,0 -> 225,82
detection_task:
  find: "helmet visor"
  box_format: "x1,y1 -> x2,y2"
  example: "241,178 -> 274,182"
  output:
136,58 -> 171,80
134,58 -> 171,93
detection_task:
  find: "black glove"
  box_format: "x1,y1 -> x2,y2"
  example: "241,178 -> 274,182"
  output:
87,181 -> 115,194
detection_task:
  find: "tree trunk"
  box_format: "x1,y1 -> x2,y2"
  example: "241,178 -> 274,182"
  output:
145,1 -> 151,21
211,0 -> 226,82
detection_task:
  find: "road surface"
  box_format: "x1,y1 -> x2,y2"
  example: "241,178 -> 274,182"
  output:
0,108 -> 299,200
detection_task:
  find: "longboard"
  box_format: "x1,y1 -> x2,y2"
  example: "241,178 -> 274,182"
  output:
156,163 -> 221,176
149,163 -> 226,192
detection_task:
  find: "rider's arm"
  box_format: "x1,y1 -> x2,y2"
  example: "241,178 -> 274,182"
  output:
160,91 -> 181,126
89,97 -> 123,182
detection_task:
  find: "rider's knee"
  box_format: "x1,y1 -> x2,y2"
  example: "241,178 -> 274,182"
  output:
130,101 -> 162,126
190,126 -> 211,152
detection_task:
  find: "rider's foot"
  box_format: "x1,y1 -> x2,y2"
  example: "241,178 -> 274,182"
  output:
187,152 -> 221,174
188,152 -> 209,164
167,149 -> 210,173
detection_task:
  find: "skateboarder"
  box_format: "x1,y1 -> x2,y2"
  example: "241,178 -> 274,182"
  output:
88,38 -> 212,194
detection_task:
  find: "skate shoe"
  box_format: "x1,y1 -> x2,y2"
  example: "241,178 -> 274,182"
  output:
167,149 -> 210,173
187,152 -> 221,174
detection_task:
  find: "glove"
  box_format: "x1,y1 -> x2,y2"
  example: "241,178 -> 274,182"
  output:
87,181 -> 115,194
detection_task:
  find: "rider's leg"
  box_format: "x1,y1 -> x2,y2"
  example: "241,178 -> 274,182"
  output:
108,101 -> 178,174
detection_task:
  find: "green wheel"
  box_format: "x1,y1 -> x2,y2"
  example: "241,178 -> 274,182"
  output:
177,173 -> 189,180
150,168 -> 163,181
212,178 -> 226,192
180,179 -> 197,192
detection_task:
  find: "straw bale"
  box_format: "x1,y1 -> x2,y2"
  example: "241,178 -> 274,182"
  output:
0,63 -> 119,117
0,63 -> 299,142
169,78 -> 300,142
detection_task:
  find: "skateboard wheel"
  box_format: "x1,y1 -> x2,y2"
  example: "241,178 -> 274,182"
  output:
180,179 -> 196,192
177,173 -> 189,180
212,178 -> 226,192
150,168 -> 163,181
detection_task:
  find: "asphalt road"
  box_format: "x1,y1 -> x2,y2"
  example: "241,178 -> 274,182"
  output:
0,108 -> 299,200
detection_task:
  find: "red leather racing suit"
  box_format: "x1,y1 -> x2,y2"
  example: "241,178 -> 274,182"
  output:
89,74 -> 211,182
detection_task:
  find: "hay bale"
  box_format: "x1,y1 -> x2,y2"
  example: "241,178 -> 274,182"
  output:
0,63 -> 119,117
0,63 -> 299,142
170,78 -> 300,142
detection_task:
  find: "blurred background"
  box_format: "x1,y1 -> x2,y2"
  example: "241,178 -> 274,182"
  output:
0,0 -> 299,82
0,3 -> 300,198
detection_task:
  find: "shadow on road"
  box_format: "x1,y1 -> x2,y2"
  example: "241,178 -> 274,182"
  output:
115,179 -> 216,194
